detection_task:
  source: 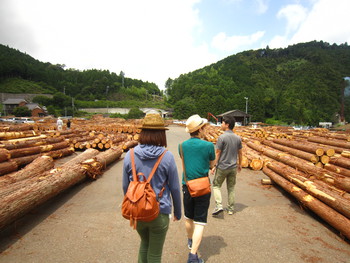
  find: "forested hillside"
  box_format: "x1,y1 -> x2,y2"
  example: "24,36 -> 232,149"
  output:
1,41 -> 350,124
166,41 -> 350,125
0,44 -> 163,116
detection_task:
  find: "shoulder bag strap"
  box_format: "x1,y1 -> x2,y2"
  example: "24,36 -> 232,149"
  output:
179,143 -> 188,183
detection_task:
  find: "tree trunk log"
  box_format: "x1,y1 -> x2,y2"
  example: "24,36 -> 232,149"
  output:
263,140 -> 319,163
266,161 -> 350,219
0,148 -> 11,162
263,166 -> 350,240
329,154 -> 350,170
247,141 -> 350,193
273,138 -> 325,156
0,136 -> 64,150
324,163 -> 350,178
308,136 -> 350,150
0,149 -> 100,230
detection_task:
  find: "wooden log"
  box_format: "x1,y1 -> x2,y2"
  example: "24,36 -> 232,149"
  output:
329,154 -> 350,170
0,130 -> 38,140
342,151 -> 350,158
122,140 -> 139,151
320,155 -> 330,164
0,148 -> 10,163
324,163 -> 350,178
12,154 -> 41,167
308,136 -> 350,150
263,166 -> 350,240
0,160 -> 18,176
43,147 -> 75,159
247,141 -> 350,193
0,149 -> 100,230
273,138 -> 324,156
0,156 -> 54,198
0,136 -> 64,150
263,140 -> 319,163
266,162 -> 350,219
82,146 -> 124,179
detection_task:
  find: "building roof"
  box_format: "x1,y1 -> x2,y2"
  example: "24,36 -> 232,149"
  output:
217,109 -> 251,117
25,103 -> 42,110
3,98 -> 28,105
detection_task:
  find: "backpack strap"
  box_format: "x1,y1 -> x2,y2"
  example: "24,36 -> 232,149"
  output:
130,148 -> 138,182
130,148 -> 167,181
130,148 -> 168,199
147,150 -> 167,183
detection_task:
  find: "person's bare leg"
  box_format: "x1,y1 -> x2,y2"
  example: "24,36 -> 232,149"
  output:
185,218 -> 194,239
190,224 -> 204,255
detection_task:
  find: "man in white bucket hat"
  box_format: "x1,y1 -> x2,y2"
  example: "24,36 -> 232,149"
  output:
179,114 -> 216,263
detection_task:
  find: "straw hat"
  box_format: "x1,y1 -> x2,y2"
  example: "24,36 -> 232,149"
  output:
140,113 -> 168,130
185,114 -> 208,133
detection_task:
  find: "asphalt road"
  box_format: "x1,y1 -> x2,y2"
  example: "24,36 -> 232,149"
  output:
0,125 -> 350,263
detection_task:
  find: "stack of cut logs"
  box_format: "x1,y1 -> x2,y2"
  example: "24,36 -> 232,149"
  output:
0,117 -> 144,230
202,125 -> 350,240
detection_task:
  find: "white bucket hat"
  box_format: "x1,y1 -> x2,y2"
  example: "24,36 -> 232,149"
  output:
185,114 -> 208,133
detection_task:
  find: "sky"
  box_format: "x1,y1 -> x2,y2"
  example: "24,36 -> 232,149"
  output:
1,0 -> 349,90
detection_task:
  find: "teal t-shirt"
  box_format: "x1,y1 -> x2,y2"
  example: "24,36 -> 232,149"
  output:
179,137 -> 215,185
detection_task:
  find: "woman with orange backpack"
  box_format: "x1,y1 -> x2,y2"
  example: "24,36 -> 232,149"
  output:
122,112 -> 182,263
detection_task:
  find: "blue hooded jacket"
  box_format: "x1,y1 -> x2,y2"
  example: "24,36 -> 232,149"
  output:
122,144 -> 182,220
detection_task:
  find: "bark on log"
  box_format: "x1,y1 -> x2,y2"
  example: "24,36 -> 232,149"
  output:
82,145 -> 123,179
0,148 -> 10,162
0,130 -> 39,140
263,140 -> 319,163
0,136 -> 64,150
263,166 -> 350,240
0,156 -> 54,187
122,140 -> 139,151
266,161 -> 350,219
273,138 -> 325,156
329,154 -> 350,170
324,163 -> 350,178
247,141 -> 350,193
8,141 -> 69,158
308,136 -> 350,150
0,149 -> 100,230
0,160 -> 18,176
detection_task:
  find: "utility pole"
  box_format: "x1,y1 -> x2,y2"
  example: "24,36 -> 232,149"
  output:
244,97 -> 248,125
106,86 -> 109,114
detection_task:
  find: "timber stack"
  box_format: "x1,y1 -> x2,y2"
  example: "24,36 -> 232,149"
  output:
201,124 -> 350,240
0,116 -> 143,230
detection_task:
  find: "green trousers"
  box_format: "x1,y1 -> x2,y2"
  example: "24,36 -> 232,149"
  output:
212,167 -> 237,212
136,213 -> 170,263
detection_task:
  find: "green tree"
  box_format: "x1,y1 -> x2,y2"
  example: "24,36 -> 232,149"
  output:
13,106 -> 31,117
127,107 -> 144,119
174,97 -> 197,119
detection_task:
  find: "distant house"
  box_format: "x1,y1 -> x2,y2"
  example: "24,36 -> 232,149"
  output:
217,109 -> 251,126
2,98 -> 47,117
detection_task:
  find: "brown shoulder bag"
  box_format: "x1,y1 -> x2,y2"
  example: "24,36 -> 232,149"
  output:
180,143 -> 211,197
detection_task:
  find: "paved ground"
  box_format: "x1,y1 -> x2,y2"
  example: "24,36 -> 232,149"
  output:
0,125 -> 350,263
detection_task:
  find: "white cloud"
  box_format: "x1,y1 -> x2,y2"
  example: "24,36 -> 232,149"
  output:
277,4 -> 308,35
270,0 -> 350,49
0,0 -> 216,90
290,0 -> 350,44
255,0 -> 269,14
211,31 -> 265,52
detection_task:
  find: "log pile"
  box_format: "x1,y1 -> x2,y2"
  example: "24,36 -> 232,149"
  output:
201,124 -> 350,239
0,146 -> 123,230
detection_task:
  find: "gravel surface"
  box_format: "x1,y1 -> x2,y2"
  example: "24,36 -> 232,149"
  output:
0,125 -> 349,263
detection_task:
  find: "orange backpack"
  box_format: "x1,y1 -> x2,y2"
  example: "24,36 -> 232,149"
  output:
122,148 -> 167,229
